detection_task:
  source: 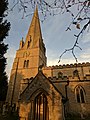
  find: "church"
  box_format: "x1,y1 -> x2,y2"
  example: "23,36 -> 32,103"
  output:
6,7 -> 90,120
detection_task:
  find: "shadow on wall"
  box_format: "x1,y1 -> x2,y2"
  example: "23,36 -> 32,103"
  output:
7,71 -> 25,104
65,82 -> 90,120
65,113 -> 90,120
0,110 -> 20,120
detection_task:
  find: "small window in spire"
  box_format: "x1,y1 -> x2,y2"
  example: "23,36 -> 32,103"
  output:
27,41 -> 30,48
27,36 -> 32,48
19,37 -> 24,49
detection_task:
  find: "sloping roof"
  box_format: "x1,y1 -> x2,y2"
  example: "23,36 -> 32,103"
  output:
20,71 -> 65,102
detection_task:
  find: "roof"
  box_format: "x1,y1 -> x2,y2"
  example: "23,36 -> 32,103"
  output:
20,71 -> 65,102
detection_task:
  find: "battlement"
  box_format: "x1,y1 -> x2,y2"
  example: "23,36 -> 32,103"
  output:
44,62 -> 90,69
47,74 -> 90,82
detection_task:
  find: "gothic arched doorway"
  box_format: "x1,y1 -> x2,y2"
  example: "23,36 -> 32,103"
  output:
34,92 -> 48,120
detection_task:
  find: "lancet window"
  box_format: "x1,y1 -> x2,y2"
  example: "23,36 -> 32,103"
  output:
23,60 -> 29,68
34,93 -> 48,120
75,86 -> 85,103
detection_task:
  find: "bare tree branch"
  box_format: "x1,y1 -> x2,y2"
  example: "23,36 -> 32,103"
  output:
9,0 -> 90,62
58,19 -> 90,63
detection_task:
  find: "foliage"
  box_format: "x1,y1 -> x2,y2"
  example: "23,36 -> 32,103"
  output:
0,0 -> 10,101
0,111 -> 19,120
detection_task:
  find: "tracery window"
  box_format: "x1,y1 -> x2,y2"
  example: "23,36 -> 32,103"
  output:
75,86 -> 85,103
34,93 -> 48,120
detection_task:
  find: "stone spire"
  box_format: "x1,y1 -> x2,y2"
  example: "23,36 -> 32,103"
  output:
6,5 -> 47,105
24,6 -> 43,49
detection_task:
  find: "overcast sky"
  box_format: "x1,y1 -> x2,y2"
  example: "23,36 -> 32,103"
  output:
5,0 -> 90,78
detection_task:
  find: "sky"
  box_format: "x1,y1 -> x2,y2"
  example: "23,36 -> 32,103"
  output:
5,0 -> 90,78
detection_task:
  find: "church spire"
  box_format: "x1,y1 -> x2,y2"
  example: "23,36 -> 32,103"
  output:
6,5 -> 47,105
24,6 -> 43,49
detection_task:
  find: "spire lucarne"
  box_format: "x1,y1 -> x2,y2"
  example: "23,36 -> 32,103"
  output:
23,6 -> 43,49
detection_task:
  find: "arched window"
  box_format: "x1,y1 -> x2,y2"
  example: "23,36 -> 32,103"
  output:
26,60 -> 29,68
23,60 -> 29,68
34,93 -> 48,120
23,60 -> 27,68
75,86 -> 85,103
73,70 -> 79,77
58,72 -> 63,78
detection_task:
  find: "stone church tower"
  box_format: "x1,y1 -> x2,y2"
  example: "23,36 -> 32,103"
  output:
6,7 -> 47,104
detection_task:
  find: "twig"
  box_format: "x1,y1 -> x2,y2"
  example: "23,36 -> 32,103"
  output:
58,20 -> 90,63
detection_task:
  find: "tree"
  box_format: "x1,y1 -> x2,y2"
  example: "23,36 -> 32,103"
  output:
10,0 -> 90,62
0,0 -> 10,101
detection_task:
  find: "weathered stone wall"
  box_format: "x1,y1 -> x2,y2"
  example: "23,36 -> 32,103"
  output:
43,62 -> 90,79
67,81 -> 90,114
50,76 -> 90,116
19,103 -> 31,120
19,91 -> 64,120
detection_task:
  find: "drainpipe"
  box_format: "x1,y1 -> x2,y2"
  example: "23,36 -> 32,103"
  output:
63,80 -> 69,119
65,80 -> 69,100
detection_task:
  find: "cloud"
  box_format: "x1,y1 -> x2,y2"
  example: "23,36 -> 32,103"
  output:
80,48 -> 90,59
80,54 -> 90,59
80,53 -> 90,59
47,57 -> 77,66
47,46 -> 90,66
47,59 -> 58,66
